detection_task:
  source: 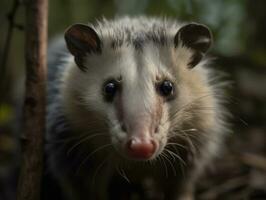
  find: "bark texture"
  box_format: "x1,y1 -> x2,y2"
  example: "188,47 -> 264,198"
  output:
17,0 -> 48,200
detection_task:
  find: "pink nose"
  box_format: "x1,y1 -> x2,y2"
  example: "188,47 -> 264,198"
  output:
126,138 -> 156,159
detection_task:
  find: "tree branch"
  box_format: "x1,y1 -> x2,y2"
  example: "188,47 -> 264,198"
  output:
16,0 -> 48,199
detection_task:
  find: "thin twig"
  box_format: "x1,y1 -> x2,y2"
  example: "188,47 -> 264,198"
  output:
240,153 -> 266,171
199,175 -> 249,199
0,0 -> 22,99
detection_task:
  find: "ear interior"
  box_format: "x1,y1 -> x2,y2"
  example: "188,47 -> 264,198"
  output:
174,23 -> 212,68
64,24 -> 102,70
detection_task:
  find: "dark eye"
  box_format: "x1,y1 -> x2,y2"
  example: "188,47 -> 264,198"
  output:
159,80 -> 174,97
103,80 -> 119,101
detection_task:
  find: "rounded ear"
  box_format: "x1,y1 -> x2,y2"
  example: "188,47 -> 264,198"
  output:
64,24 -> 102,71
174,23 -> 213,68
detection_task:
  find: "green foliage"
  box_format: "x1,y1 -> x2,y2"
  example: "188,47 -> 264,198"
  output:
0,0 -> 249,57
0,104 -> 13,125
113,0 -> 248,55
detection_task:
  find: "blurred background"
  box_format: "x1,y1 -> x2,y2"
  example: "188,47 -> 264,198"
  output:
0,0 -> 266,199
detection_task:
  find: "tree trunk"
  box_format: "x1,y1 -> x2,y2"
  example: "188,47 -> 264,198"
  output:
17,0 -> 48,200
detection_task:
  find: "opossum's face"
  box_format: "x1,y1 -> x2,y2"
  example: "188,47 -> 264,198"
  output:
64,23 -> 212,161
99,47 -> 175,161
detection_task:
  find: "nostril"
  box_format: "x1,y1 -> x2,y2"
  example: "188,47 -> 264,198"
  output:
155,126 -> 159,133
126,138 -> 156,159
121,123 -> 127,132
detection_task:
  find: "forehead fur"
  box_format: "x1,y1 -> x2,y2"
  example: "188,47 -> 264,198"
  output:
91,16 -> 182,50
83,42 -> 176,78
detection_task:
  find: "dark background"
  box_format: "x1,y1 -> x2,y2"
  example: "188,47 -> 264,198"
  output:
0,0 -> 266,199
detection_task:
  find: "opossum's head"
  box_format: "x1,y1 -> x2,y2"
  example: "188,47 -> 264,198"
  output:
63,21 -> 213,161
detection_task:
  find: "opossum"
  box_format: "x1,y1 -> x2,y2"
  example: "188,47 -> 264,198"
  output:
46,16 -> 228,200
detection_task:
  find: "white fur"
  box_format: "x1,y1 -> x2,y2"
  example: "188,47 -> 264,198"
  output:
48,16 -> 229,200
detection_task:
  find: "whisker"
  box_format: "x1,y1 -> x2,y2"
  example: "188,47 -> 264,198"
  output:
48,132 -> 91,144
164,148 -> 186,166
166,142 -> 187,151
76,144 -> 112,174
67,133 -> 107,155
161,152 -> 177,176
161,93 -> 216,126
48,125 -> 108,144
174,131 -> 198,155
181,129 -> 218,144
159,154 -> 168,178
92,156 -> 110,187
116,164 -> 131,183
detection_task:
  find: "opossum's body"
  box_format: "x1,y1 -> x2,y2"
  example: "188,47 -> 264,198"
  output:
46,17 -> 227,200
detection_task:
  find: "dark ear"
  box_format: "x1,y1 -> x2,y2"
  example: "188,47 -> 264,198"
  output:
174,23 -> 212,68
64,24 -> 102,71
